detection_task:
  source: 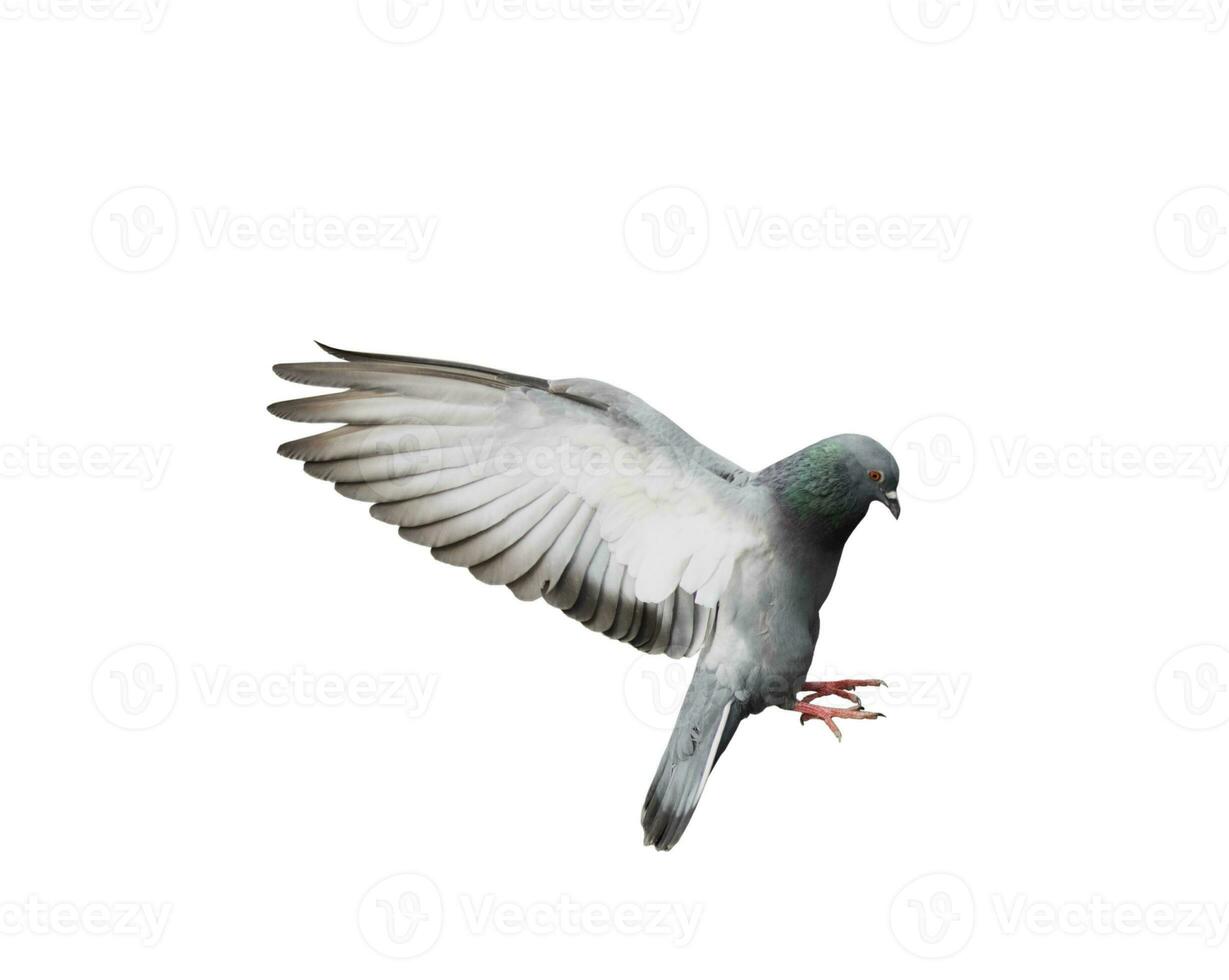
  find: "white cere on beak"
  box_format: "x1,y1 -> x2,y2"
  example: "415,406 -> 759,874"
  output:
884,490 -> 898,500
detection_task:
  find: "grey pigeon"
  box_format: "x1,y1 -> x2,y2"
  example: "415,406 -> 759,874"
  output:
269,344 -> 901,850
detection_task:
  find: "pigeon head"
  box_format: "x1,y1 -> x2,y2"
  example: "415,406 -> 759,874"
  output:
765,434 -> 901,534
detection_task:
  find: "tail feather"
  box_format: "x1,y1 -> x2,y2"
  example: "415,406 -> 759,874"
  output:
641,674 -> 746,851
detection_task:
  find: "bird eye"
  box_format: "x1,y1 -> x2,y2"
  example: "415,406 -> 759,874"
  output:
868,469 -> 883,482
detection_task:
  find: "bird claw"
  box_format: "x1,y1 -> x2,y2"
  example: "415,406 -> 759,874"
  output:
801,688 -> 863,709
796,704 -> 885,739
793,679 -> 887,741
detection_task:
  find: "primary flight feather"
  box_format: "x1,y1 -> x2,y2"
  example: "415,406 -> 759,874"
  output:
270,343 -> 901,850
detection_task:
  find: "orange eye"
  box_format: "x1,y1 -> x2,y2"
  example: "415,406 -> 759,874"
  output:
868,470 -> 883,482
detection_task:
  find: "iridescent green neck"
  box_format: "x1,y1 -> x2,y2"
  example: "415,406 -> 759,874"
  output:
764,442 -> 863,533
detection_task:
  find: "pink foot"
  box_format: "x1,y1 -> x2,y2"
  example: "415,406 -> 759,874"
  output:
792,679 -> 886,740
800,678 -> 885,709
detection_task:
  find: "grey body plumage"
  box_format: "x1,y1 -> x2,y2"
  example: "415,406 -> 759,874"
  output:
270,345 -> 900,850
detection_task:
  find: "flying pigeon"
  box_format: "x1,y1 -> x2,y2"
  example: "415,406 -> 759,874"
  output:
269,344 -> 901,850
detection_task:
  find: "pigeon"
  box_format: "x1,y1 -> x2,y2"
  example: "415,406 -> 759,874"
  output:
269,343 -> 901,850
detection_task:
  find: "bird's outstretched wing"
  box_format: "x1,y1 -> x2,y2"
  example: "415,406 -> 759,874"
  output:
270,344 -> 768,658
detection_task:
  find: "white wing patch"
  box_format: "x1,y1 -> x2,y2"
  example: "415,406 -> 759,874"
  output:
270,350 -> 767,657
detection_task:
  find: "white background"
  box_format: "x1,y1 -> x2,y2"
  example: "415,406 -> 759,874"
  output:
2,0 -> 1228,975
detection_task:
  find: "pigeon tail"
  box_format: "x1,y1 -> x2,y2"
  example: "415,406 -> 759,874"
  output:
641,672 -> 746,851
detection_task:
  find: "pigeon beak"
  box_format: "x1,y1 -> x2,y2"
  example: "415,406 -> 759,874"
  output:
882,490 -> 900,520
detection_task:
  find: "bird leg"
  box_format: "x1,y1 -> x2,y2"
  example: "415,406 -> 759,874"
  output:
792,679 -> 886,740
800,678 -> 885,708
